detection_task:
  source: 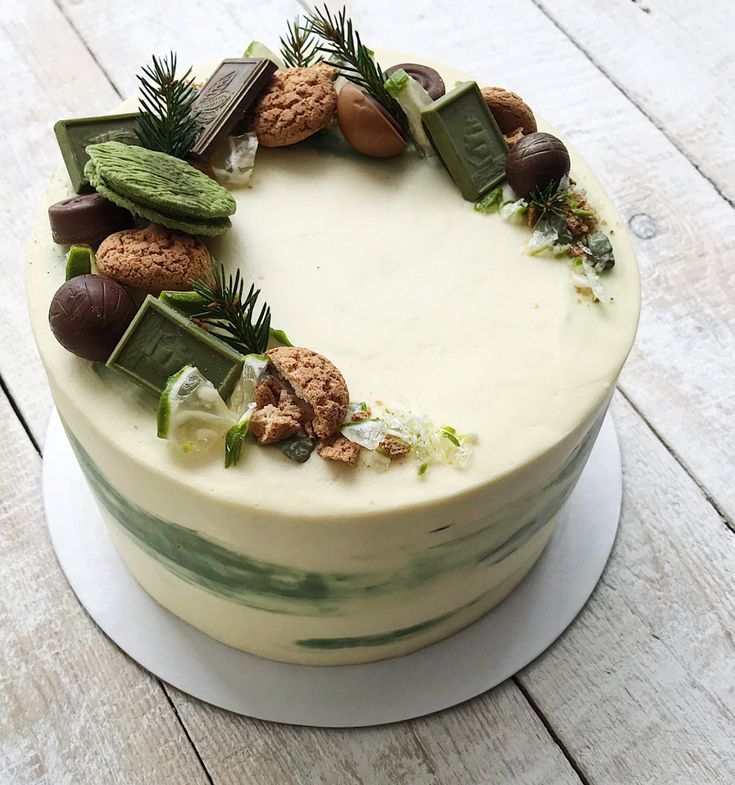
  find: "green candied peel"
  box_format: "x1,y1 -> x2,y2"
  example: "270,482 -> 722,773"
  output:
159,290 -> 207,317
269,327 -> 293,347
65,245 -> 92,280
383,68 -> 434,157
341,406 -> 476,476
243,40 -> 286,69
225,403 -> 257,468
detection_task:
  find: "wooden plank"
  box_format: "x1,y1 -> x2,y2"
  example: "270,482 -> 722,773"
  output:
168,680 -> 584,785
55,0 -> 301,96
0,0 -> 123,437
518,393 -> 735,785
0,390 -> 210,785
533,0 -> 735,205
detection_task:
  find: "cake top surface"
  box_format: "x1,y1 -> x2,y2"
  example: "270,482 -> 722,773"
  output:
28,53 -> 639,521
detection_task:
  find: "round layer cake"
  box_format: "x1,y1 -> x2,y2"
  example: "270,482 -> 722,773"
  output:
28,53 -> 640,665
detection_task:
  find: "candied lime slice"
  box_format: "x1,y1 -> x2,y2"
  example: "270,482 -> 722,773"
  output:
65,245 -> 92,280
157,365 -> 235,453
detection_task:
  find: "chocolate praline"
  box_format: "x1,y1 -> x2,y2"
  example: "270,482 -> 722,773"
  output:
505,132 -> 570,198
337,83 -> 407,158
384,63 -> 446,100
49,274 -> 137,361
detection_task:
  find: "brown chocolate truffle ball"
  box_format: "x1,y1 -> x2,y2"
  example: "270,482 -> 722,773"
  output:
505,132 -> 570,198
48,275 -> 137,361
337,83 -> 407,159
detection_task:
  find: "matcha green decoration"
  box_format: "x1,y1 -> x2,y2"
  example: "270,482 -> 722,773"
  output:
84,141 -> 235,236
106,295 -> 244,398
65,246 -> 92,280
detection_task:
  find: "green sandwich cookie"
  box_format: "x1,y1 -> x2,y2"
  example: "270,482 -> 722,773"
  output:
84,141 -> 236,236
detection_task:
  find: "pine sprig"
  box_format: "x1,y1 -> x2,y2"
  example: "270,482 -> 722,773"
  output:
306,4 -> 406,131
527,182 -> 570,223
280,16 -> 320,68
136,52 -> 199,159
190,265 -> 271,355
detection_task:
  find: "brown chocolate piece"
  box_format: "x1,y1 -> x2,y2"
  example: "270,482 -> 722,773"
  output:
505,132 -> 570,198
48,192 -> 134,246
48,275 -> 137,361
336,83 -> 407,159
191,58 -> 277,158
385,63 -> 445,100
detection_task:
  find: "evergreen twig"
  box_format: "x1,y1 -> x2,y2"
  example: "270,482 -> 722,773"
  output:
136,52 -> 199,159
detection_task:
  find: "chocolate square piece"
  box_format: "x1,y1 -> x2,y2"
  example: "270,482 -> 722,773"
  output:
421,82 -> 508,201
107,295 -> 244,398
191,58 -> 277,158
54,113 -> 140,193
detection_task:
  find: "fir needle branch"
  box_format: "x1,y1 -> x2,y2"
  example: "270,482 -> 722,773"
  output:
280,16 -> 320,68
305,4 -> 407,131
136,52 -> 200,159
190,265 -> 272,355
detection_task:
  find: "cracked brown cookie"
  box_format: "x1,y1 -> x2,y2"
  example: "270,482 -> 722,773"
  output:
266,346 -> 349,440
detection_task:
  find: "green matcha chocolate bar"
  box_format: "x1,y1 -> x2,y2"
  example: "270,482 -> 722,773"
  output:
421,82 -> 508,201
107,295 -> 243,398
54,113 -> 140,193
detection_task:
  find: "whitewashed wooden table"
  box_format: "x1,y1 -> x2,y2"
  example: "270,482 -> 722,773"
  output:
2,1 -> 734,782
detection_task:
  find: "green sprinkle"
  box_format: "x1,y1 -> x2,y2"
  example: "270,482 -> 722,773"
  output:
474,186 -> 504,214
418,462 -> 429,476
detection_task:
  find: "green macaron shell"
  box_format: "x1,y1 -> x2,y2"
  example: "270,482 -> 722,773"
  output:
85,141 -> 235,220
90,177 -> 232,237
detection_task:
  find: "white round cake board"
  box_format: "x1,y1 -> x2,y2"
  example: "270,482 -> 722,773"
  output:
43,409 -> 621,727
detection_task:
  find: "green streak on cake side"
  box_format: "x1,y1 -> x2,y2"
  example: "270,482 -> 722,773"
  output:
65,417 -> 600,616
293,564 -> 529,650
295,605 -> 463,650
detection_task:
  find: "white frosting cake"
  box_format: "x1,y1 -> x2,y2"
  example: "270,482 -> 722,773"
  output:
28,54 -> 639,665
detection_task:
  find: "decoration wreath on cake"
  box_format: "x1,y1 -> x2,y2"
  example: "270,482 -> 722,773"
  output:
46,6 -> 619,476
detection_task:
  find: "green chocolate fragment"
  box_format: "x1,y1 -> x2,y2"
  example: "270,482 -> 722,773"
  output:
279,435 -> 315,463
54,114 -> 140,193
107,295 -> 243,398
421,82 -> 508,201
65,246 -> 93,280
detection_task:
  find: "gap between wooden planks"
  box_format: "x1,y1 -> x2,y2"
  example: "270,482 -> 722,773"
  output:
531,0 -> 735,208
